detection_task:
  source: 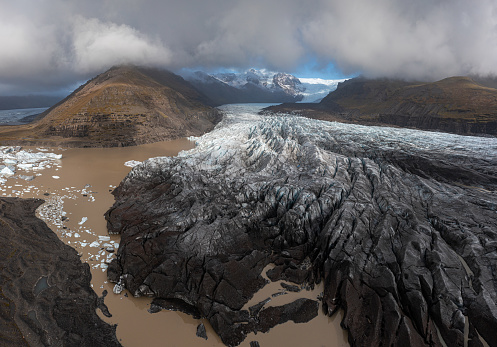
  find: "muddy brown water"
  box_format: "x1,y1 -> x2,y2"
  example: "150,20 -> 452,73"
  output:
1,139 -> 349,347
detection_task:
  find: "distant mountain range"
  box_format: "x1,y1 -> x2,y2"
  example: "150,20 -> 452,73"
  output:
0,65 -> 221,147
184,69 -> 344,105
266,76 -> 497,136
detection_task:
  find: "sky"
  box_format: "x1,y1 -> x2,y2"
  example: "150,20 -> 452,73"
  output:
1,0 -> 497,95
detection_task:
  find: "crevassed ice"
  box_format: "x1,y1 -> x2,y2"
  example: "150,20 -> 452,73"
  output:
130,103 -> 497,185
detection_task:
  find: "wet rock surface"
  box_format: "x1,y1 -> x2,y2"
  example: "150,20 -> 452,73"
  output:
106,106 -> 497,346
0,197 -> 121,347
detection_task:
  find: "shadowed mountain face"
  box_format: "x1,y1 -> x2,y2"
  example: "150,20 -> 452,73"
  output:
266,76 -> 497,136
0,65 -> 221,147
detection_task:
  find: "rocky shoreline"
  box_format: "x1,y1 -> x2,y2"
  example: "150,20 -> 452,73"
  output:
105,108 -> 497,346
0,197 -> 121,347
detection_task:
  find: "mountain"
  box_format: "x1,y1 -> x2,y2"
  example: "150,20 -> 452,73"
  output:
0,95 -> 63,110
0,65 -> 221,147
185,69 -> 304,105
185,69 -> 345,105
265,76 -> 497,136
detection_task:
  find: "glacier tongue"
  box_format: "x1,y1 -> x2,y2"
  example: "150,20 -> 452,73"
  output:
106,104 -> 497,346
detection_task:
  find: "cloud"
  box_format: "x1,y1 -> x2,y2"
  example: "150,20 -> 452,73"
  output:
2,0 -> 497,94
301,0 -> 497,80
71,17 -> 171,73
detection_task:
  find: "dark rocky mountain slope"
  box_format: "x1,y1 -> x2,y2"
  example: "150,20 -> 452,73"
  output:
266,76 -> 497,136
0,65 -> 221,147
105,107 -> 497,346
0,197 -> 121,346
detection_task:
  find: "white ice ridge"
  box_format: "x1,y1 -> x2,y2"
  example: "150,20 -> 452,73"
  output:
124,160 -> 142,167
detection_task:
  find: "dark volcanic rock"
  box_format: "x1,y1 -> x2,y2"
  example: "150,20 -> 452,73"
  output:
0,197 -> 121,347
196,323 -> 208,340
106,109 -> 497,346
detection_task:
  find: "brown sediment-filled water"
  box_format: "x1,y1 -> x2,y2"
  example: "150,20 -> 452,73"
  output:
0,139 -> 349,347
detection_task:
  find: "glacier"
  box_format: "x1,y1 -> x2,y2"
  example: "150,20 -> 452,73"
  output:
106,104 -> 497,346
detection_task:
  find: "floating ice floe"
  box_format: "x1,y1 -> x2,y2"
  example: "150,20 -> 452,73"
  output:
52,175 -> 60,179
0,166 -> 15,176
89,241 -> 100,248
0,146 -> 62,181
78,217 -> 88,225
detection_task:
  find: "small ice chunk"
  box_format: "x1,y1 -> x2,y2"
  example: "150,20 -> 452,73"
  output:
124,160 -> 141,167
74,233 -> 80,238
89,241 -> 100,247
52,175 -> 60,179
113,282 -> 124,294
19,175 -> 35,181
98,236 -> 110,241
0,166 -> 15,176
78,217 -> 88,225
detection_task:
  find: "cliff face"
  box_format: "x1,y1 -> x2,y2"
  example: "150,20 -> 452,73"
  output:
0,65 -> 221,147
266,76 -> 497,136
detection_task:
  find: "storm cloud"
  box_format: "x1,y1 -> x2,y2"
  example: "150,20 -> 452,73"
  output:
1,0 -> 497,94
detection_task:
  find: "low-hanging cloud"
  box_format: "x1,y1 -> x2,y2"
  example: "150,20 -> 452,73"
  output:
1,0 -> 497,94
72,17 -> 172,74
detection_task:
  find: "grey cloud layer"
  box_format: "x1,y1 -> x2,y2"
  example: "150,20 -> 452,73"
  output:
1,0 -> 497,93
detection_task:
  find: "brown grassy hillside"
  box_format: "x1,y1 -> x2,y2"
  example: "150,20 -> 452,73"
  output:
0,65 -> 221,147
266,76 -> 497,136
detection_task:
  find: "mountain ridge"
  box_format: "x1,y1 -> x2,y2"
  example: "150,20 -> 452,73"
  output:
184,69 -> 344,105
265,76 -> 497,136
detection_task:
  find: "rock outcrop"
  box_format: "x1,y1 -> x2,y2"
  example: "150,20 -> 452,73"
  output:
0,65 -> 221,147
0,197 -> 121,347
266,76 -> 497,136
105,106 -> 497,346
